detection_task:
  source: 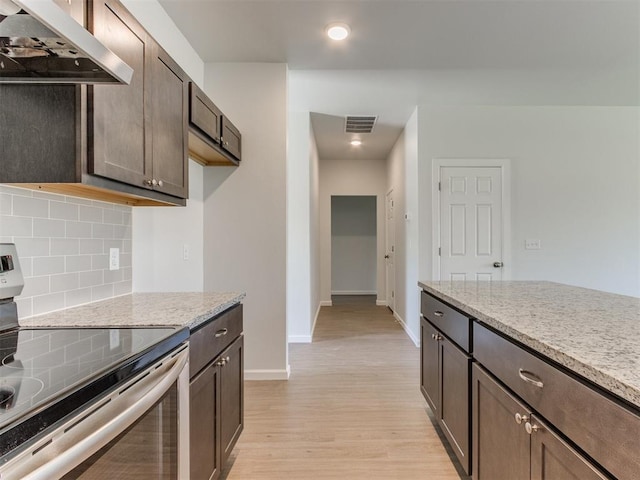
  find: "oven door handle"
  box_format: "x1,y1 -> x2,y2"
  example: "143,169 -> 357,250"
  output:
4,346 -> 189,480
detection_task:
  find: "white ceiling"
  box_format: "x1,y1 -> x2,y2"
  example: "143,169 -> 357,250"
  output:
159,0 -> 640,160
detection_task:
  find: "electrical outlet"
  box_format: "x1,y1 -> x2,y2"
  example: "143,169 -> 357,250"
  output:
109,248 -> 120,270
525,239 -> 541,250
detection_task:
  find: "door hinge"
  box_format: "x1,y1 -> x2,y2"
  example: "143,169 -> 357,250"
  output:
392,291 -> 394,298
438,247 -> 441,256
438,181 -> 441,191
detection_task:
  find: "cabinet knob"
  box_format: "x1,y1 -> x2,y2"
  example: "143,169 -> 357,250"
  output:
225,356 -> 230,363
217,358 -> 226,367
144,179 -> 153,187
525,422 -> 540,434
157,179 -> 164,187
514,413 -> 529,425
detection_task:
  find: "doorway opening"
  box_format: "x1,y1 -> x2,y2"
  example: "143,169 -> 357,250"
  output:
330,196 -> 377,304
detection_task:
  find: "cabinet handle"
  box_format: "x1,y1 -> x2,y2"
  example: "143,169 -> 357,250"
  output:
217,358 -> 226,367
225,356 -> 230,363
525,422 -> 540,435
434,311 -> 444,317
144,179 -> 153,187
215,328 -> 228,338
157,180 -> 163,187
518,368 -> 544,388
514,412 -> 529,425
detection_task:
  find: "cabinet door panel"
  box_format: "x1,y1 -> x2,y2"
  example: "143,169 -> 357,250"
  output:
90,0 -> 150,189
220,336 -> 244,463
221,116 -> 241,160
190,361 -> 221,480
440,337 -> 470,474
150,44 -> 188,198
420,318 -> 440,416
472,364 -> 530,480
530,414 -> 609,480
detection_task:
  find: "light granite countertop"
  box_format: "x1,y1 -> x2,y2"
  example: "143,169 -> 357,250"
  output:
19,292 -> 245,331
418,281 -> 640,409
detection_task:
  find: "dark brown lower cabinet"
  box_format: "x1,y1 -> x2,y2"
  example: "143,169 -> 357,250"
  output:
420,317 -> 471,475
472,364 -> 608,480
189,306 -> 244,480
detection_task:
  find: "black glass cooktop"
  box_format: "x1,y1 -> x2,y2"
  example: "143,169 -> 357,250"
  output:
0,326 -> 188,459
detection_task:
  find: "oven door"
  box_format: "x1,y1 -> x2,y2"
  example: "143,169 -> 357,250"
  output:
0,345 -> 190,480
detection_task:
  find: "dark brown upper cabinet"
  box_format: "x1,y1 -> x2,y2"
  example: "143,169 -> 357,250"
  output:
188,82 -> 241,166
0,0 -> 188,206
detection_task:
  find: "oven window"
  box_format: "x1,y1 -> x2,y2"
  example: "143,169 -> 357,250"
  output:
62,385 -> 178,479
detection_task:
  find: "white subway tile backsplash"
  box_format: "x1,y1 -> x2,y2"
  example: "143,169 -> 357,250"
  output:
13,196 -> 49,218
50,272 -> 80,293
66,255 -> 93,273
22,276 -> 50,297
79,238 -> 104,255
33,293 -> 66,316
0,185 -> 133,319
33,256 -> 65,276
79,205 -> 103,223
66,221 -> 92,238
1,194 -> 12,215
34,218 -> 65,237
50,201 -> 79,221
0,215 -> 33,237
50,238 -> 80,256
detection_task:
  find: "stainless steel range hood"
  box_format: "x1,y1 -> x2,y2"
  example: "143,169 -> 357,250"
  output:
0,0 -> 133,84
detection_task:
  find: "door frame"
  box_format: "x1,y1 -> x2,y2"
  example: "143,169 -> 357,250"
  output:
385,189 -> 395,311
431,159 -> 512,281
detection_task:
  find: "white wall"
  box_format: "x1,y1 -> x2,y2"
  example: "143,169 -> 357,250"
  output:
287,111 -> 313,343
203,63 -> 289,379
319,157 -> 387,304
418,106 -> 640,297
309,128 -> 321,331
331,196 -> 377,294
386,109 -> 420,344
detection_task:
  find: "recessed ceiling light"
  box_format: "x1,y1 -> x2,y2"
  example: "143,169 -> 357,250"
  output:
350,139 -> 362,146
326,23 -> 351,41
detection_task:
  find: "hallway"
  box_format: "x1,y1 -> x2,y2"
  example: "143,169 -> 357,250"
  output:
221,299 -> 464,479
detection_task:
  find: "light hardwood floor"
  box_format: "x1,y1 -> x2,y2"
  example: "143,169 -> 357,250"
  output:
221,299 -> 464,479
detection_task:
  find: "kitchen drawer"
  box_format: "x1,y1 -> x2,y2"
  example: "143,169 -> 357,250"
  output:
190,304 -> 243,378
473,322 -> 640,480
421,291 -> 472,352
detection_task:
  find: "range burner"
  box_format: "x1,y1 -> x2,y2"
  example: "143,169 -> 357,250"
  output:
0,377 -> 44,411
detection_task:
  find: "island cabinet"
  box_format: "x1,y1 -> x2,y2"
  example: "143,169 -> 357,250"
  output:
189,304 -> 244,480
420,292 -> 472,475
473,322 -> 638,480
0,0 -> 189,206
188,82 -> 242,166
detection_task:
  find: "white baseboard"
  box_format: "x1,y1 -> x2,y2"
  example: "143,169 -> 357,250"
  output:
244,367 -> 290,380
331,290 -> 377,295
376,300 -> 388,306
393,311 -> 420,347
288,335 -> 312,343
320,300 -> 332,307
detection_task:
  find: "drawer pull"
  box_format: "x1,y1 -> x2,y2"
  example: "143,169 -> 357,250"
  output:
434,311 -> 444,317
518,368 -> 544,388
214,328 -> 228,338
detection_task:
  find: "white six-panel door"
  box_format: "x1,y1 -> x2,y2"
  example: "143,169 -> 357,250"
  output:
439,166 -> 504,281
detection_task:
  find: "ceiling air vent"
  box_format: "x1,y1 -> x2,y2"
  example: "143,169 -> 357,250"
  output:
345,115 -> 377,134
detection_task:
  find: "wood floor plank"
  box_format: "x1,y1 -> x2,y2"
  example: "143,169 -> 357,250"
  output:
221,300 -> 464,479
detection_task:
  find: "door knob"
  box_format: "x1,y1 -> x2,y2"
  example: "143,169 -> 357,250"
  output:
493,262 -> 504,268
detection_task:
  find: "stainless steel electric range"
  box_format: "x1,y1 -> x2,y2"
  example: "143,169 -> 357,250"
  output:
0,244 -> 190,479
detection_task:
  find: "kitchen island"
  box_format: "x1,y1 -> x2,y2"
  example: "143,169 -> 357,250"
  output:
419,280 -> 639,480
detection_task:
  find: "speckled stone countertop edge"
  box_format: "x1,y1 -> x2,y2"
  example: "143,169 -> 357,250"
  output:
418,281 -> 640,409
19,292 -> 246,331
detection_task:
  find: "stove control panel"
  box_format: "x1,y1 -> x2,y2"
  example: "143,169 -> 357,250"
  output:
0,244 -> 24,301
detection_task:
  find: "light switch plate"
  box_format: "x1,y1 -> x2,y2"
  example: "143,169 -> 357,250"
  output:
109,248 -> 120,270
525,239 -> 541,250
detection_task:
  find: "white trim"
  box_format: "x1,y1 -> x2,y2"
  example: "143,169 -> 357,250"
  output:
288,335 -> 312,343
431,158 -> 512,281
331,290 -> 377,295
320,300 -> 332,307
376,300 -> 388,306
245,367 -> 290,381
311,303 -> 321,338
393,311 -> 420,347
